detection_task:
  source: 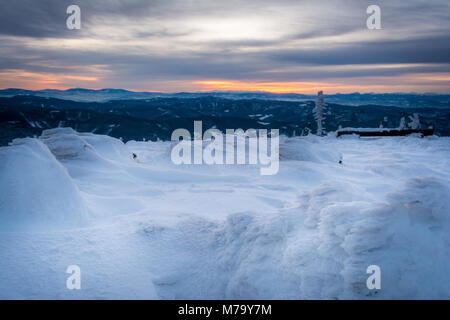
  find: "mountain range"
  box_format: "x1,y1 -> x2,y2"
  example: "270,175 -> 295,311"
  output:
1,88 -> 450,107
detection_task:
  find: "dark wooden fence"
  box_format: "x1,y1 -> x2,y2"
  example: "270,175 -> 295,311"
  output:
336,128 -> 434,137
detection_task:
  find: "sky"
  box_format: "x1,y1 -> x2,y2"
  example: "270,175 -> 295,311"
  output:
0,0 -> 449,94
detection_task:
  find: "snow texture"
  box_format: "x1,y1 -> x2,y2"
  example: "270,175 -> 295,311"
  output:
1,128 -> 450,299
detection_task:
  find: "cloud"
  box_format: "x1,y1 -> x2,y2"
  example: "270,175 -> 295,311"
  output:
0,0 -> 449,92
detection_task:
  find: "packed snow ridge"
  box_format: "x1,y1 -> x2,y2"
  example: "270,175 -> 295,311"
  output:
1,127 -> 450,299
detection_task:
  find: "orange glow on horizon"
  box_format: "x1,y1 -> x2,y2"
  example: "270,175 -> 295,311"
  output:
1,71 -> 450,94
193,80 -> 342,93
0,69 -> 99,90
192,80 -> 393,94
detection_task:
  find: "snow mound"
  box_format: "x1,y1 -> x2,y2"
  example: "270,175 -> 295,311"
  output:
0,138 -> 89,232
78,132 -> 133,162
39,128 -> 134,173
280,135 -> 341,163
40,127 -> 99,161
138,175 -> 450,299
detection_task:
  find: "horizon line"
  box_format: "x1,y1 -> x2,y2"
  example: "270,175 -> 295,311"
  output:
1,87 -> 449,96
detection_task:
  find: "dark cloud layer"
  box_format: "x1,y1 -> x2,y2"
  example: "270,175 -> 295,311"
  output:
0,0 -> 449,92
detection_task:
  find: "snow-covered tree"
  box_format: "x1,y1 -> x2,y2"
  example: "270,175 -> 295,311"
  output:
398,117 -> 406,130
313,91 -> 325,136
408,113 -> 421,129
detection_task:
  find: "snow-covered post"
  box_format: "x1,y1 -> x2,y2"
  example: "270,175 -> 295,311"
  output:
313,90 -> 325,136
408,113 -> 420,129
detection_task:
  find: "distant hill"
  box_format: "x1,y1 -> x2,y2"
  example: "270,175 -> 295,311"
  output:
1,88 -> 450,108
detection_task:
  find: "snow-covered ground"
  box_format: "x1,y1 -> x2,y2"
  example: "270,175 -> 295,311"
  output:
1,128 -> 449,299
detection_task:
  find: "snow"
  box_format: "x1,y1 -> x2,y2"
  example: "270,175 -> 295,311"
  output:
259,114 -> 273,121
337,127 -> 404,133
1,128 -> 450,299
0,138 -> 89,232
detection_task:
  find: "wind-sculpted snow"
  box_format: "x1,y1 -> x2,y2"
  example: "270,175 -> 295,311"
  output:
0,138 -> 89,232
40,127 -> 133,163
279,134 -> 342,163
0,128 -> 449,299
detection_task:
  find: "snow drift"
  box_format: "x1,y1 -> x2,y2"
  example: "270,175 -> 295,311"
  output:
0,137 -> 89,232
1,128 -> 449,299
